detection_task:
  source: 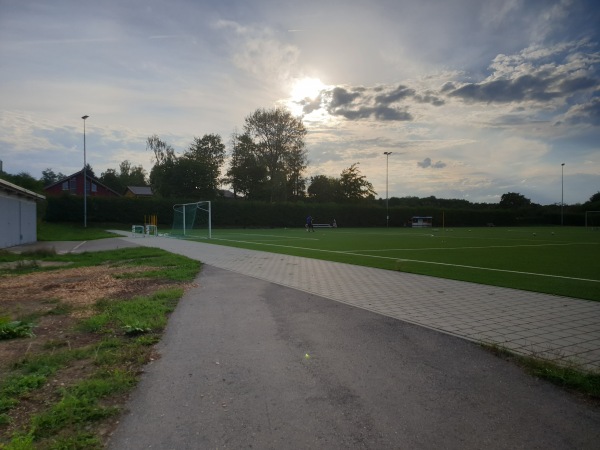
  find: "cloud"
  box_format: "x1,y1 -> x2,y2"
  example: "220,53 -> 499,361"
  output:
214,20 -> 300,85
447,40 -> 599,105
304,83 -> 446,122
417,157 -> 446,169
561,97 -> 600,125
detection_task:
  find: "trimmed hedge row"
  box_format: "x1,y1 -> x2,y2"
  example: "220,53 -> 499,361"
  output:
44,195 -> 582,228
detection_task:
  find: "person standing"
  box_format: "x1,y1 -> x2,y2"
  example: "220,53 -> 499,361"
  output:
306,215 -> 315,232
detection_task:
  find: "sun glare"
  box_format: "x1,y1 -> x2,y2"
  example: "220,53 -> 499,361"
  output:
291,77 -> 326,101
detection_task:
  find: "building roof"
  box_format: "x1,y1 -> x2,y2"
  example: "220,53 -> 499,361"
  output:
126,186 -> 153,196
0,177 -> 46,202
44,169 -> 121,196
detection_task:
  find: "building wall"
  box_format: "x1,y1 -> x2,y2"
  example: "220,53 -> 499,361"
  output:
0,191 -> 38,248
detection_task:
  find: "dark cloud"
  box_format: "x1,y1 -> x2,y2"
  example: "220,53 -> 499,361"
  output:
417,157 -> 446,169
448,65 -> 599,105
441,82 -> 455,92
414,92 -> 445,106
448,74 -> 563,103
301,95 -> 323,114
330,87 -> 360,108
323,85 -> 414,121
563,97 -> 600,125
558,77 -> 597,94
330,105 -> 412,121
375,85 -> 415,104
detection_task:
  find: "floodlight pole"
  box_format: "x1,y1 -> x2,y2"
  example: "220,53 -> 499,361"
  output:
82,115 -> 89,228
561,163 -> 565,226
383,152 -> 392,227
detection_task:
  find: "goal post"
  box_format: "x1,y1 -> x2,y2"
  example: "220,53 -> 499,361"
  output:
172,201 -> 212,239
585,211 -> 600,230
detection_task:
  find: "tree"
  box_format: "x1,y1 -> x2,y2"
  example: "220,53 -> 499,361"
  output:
499,192 -> 532,208
179,134 -> 226,198
118,160 -> 147,187
226,132 -> 269,199
589,192 -> 600,203
243,107 -> 308,202
40,168 -> 66,186
0,171 -> 44,193
338,163 -> 376,202
307,175 -> 341,203
99,168 -> 123,193
100,161 -> 148,194
148,135 -> 177,197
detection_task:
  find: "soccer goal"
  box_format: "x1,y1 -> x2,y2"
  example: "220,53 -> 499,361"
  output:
172,201 -> 212,239
585,211 -> 600,230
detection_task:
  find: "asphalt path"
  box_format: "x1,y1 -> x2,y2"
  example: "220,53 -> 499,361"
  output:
108,264 -> 600,449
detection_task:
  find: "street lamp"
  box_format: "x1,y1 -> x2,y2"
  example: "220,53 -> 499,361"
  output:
561,163 -> 565,226
383,151 -> 392,227
82,115 -> 89,228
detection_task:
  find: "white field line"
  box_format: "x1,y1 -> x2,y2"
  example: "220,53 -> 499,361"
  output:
209,237 -> 600,283
349,242 -> 592,252
219,233 -> 319,242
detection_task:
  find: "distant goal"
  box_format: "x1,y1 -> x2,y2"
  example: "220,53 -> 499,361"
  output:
171,201 -> 212,239
585,211 -> 600,230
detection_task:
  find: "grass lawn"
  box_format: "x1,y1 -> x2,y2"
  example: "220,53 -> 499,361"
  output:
180,226 -> 600,302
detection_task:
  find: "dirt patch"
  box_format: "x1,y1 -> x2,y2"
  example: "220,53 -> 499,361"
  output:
0,264 -> 185,443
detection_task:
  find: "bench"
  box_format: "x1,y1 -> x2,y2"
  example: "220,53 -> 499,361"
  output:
313,223 -> 332,228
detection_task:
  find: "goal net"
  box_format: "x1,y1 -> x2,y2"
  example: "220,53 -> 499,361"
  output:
171,201 -> 212,239
585,211 -> 600,230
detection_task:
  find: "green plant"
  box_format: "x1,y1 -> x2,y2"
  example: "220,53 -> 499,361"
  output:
2,431 -> 35,449
0,318 -> 35,340
483,344 -> 600,398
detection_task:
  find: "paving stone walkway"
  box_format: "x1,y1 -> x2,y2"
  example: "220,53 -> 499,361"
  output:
116,233 -> 600,372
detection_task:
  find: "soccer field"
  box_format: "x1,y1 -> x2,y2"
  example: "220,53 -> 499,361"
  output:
179,226 -> 600,302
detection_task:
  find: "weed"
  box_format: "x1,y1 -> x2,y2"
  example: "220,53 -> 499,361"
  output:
0,318 -> 35,340
45,432 -> 102,449
2,431 -> 34,449
32,395 -> 120,438
483,343 -> 600,399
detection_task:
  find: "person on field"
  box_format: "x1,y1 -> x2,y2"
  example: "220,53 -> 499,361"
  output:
306,215 -> 315,232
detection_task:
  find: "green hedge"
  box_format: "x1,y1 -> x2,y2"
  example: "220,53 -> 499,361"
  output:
43,195 -> 584,228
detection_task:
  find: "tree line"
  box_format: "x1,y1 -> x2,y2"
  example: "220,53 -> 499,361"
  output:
1,105 -> 599,210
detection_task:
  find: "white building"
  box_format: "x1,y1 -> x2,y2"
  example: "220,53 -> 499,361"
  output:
0,178 -> 46,249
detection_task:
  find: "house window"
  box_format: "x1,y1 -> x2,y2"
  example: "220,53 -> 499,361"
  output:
62,181 -> 69,191
91,183 -> 97,193
70,178 -> 77,193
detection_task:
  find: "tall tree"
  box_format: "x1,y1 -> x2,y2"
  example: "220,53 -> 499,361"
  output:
226,132 -> 269,199
243,107 -> 308,202
180,134 -> 226,198
339,163 -> 376,202
147,135 -> 177,197
499,192 -> 532,208
307,175 -> 341,203
40,168 -> 66,186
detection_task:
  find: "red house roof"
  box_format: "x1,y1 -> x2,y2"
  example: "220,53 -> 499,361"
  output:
44,169 -> 121,197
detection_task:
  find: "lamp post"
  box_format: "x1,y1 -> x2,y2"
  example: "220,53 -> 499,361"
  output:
561,163 -> 565,226
82,115 -> 89,228
383,151 -> 392,227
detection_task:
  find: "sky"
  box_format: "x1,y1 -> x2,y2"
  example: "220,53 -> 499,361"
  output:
1,0 -> 599,205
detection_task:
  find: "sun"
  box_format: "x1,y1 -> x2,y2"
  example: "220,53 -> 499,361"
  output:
290,77 -> 327,101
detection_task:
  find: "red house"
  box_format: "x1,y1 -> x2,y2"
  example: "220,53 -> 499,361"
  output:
44,169 -> 121,197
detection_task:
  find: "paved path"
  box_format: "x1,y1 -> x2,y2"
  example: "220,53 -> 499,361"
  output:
114,233 -> 600,372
